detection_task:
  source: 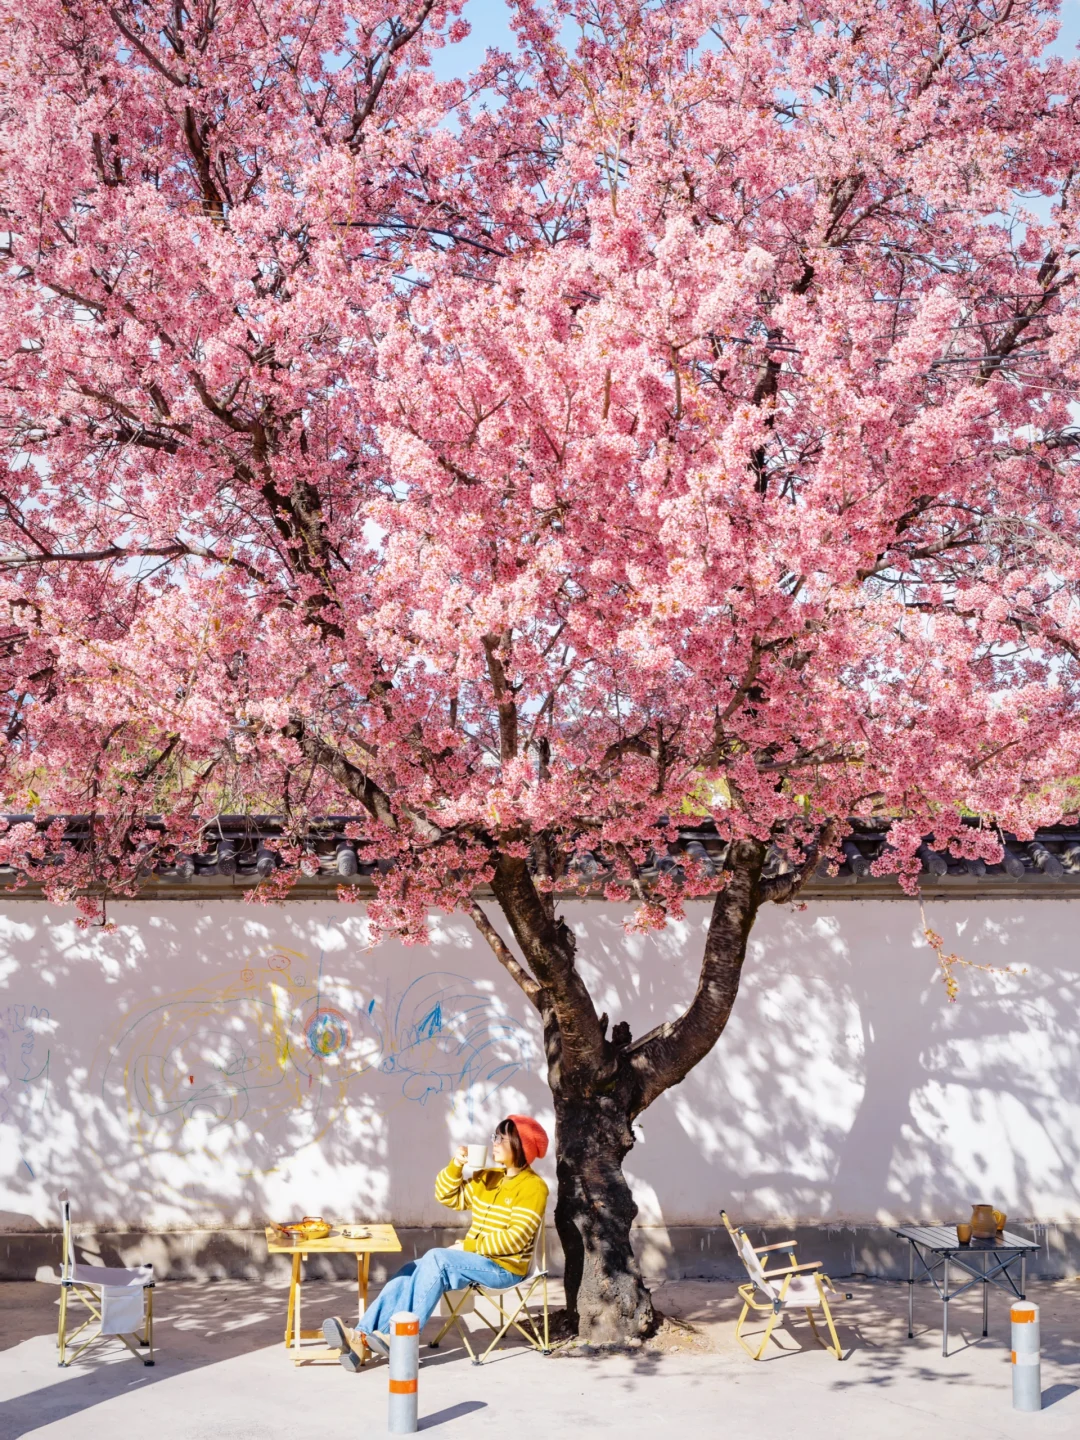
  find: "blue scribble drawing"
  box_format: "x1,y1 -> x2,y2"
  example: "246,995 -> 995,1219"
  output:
416,1004 -> 443,1041
366,972 -> 534,1121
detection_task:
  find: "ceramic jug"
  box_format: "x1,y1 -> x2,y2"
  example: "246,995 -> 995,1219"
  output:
970,1203 -> 997,1240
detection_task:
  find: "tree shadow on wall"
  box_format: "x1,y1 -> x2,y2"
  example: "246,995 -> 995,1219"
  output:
0,904 -> 547,1239
571,898 -> 1080,1261
4,896 -> 1080,1278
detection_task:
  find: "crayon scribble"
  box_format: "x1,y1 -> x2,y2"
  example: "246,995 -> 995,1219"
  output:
98,952 -> 535,1184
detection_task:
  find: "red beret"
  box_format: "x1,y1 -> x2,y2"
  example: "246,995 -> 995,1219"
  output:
507,1114 -> 549,1166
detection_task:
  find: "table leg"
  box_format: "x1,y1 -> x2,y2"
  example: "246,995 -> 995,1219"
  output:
295,1252 -> 303,1355
285,1252 -> 300,1347
907,1242 -> 914,1339
942,1257 -> 949,1358
982,1259 -> 988,1338
362,1252 -> 370,1313
1020,1255 -> 1026,1301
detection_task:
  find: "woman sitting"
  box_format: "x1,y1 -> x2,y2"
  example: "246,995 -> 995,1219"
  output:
323,1114 -> 549,1370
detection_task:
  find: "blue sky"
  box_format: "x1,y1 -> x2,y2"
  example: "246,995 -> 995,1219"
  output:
428,0 -> 1080,80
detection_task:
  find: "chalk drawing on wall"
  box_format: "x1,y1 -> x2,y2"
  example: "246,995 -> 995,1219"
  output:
377,973 -> 533,1113
0,1003 -> 52,1177
306,1007 -> 351,1058
97,950 -> 535,1186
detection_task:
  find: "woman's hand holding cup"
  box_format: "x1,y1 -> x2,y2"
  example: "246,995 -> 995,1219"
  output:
453,1142 -> 488,1169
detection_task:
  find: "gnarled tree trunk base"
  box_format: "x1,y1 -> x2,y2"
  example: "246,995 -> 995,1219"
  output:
554,1094 -> 656,1343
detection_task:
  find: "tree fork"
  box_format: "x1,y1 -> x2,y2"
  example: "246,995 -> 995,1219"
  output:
480,841 -> 771,1343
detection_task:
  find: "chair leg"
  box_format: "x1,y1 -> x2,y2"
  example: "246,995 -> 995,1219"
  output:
498,1281 -> 546,1353
735,1298 -> 766,1360
143,1290 -> 155,1365
429,1291 -> 471,1350
115,1332 -> 145,1362
428,1311 -> 456,1349
476,1291 -> 533,1362
57,1286 -> 68,1366
752,1311 -> 781,1360
457,1307 -> 480,1365
434,1292 -> 482,1362
819,1299 -> 843,1359
455,1280 -> 549,1364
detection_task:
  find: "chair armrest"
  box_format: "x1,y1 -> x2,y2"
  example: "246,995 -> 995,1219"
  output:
753,1241 -> 798,1253
762,1261 -> 824,1277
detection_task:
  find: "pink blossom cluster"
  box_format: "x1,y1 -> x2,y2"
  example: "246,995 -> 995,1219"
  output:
3,1 -> 1080,931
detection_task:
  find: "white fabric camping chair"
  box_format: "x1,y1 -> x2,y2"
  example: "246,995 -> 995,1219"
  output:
57,1191 -> 155,1367
429,1222 -> 550,1364
721,1210 -> 850,1360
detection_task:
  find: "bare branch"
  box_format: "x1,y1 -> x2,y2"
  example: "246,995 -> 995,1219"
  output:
108,8 -> 188,87
469,900 -> 544,1007
343,1 -> 437,150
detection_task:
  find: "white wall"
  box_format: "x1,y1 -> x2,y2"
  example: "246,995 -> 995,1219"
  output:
1,897 -> 1078,1233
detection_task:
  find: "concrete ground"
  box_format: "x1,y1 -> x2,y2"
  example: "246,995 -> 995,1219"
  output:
1,1276 -> 1078,1439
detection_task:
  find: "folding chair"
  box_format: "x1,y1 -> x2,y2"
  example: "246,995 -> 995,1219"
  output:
57,1190 -> 155,1367
720,1209 -> 850,1360
428,1221 -> 551,1364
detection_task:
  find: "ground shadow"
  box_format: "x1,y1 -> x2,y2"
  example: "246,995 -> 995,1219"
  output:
420,1400 -> 488,1428
0,1279 -> 512,1438
1043,1382 -> 1078,1408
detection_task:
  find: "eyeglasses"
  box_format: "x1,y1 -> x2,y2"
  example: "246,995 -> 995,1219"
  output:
490,1131 -> 507,1144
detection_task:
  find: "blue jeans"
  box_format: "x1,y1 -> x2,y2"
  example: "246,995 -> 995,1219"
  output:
358,1247 -> 519,1336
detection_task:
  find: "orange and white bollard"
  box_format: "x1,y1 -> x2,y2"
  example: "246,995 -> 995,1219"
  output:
1011,1301 -> 1041,1412
388,1310 -> 419,1434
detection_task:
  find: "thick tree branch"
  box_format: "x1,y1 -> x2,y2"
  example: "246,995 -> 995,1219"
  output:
489,852 -> 606,1082
282,718 -> 442,842
758,821 -> 838,904
0,540 -> 270,586
108,8 -> 188,87
628,838 -> 766,1112
482,631 -> 518,762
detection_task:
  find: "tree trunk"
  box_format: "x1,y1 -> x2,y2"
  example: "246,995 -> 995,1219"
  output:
553,1089 -> 655,1343
477,837 -> 817,1345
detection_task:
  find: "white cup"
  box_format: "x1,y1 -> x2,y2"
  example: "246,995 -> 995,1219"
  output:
466,1143 -> 487,1170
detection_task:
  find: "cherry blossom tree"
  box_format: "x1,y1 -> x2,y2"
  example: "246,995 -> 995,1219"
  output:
5,0 -> 1080,1340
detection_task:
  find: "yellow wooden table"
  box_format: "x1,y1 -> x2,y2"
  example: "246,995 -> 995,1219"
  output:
264,1223 -> 402,1365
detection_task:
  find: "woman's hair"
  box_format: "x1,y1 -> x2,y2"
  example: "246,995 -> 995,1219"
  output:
495,1117 -> 527,1169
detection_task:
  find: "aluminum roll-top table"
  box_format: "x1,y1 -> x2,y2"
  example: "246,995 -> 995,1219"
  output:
892,1225 -> 1039,1356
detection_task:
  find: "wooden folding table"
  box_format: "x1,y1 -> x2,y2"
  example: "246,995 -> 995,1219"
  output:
264,1223 -> 402,1364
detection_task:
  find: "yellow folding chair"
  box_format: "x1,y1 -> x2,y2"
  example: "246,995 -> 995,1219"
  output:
721,1209 -> 850,1360
428,1222 -> 550,1364
57,1191 -> 155,1367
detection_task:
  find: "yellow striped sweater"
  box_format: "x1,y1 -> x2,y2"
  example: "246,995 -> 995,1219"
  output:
434,1159 -> 548,1277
